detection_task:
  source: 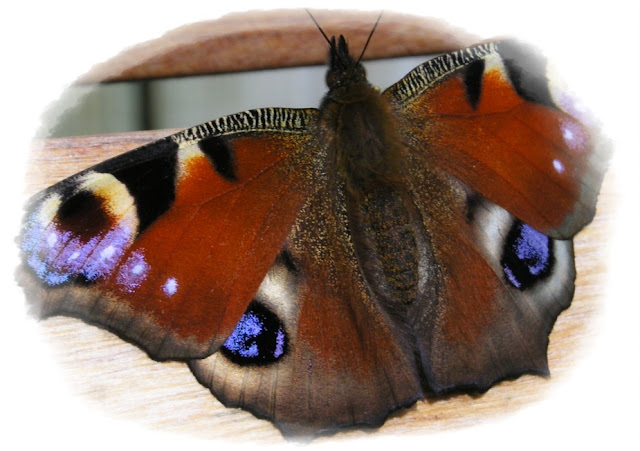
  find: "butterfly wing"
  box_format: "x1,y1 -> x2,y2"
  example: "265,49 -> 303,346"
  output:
18,108 -> 320,360
385,40 -> 609,239
382,40 -> 604,391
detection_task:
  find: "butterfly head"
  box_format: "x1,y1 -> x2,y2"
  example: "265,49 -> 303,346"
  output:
320,33 -> 405,195
326,35 -> 367,91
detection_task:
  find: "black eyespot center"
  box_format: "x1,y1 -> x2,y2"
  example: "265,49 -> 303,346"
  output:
56,190 -> 112,242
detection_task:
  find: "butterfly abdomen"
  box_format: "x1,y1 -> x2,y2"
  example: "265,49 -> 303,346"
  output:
346,186 -> 421,310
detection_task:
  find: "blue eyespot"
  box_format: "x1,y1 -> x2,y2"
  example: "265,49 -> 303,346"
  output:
501,221 -> 554,290
221,302 -> 287,365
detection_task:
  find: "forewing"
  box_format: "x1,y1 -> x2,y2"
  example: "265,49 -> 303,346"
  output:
18,108 -> 319,360
385,40 -> 609,239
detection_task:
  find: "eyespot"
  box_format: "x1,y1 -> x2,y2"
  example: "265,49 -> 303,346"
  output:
221,301 -> 288,365
21,172 -> 139,286
501,221 -> 554,290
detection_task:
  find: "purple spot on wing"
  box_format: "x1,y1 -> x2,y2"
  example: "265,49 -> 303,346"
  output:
22,211 -> 135,286
223,311 -> 263,358
501,221 -> 554,290
274,328 -> 285,358
116,251 -> 150,292
515,224 -> 550,275
221,302 -> 288,365
503,266 -> 522,289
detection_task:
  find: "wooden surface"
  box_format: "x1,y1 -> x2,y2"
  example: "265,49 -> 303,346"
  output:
18,9 -> 615,443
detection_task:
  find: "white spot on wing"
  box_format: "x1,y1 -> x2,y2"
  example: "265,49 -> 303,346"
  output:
553,159 -> 565,173
560,119 -> 586,152
46,232 -> 58,248
563,128 -> 574,141
100,245 -> 115,260
163,277 -> 178,296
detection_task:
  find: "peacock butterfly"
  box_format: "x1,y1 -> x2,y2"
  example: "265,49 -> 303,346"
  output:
17,12 -> 609,438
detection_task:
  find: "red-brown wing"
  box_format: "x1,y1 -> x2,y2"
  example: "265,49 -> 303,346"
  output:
190,178 -> 423,436
385,40 -> 609,239
18,108 -> 319,360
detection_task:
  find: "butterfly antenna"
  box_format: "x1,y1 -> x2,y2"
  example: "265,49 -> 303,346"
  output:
357,12 -> 383,63
306,9 -> 332,45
